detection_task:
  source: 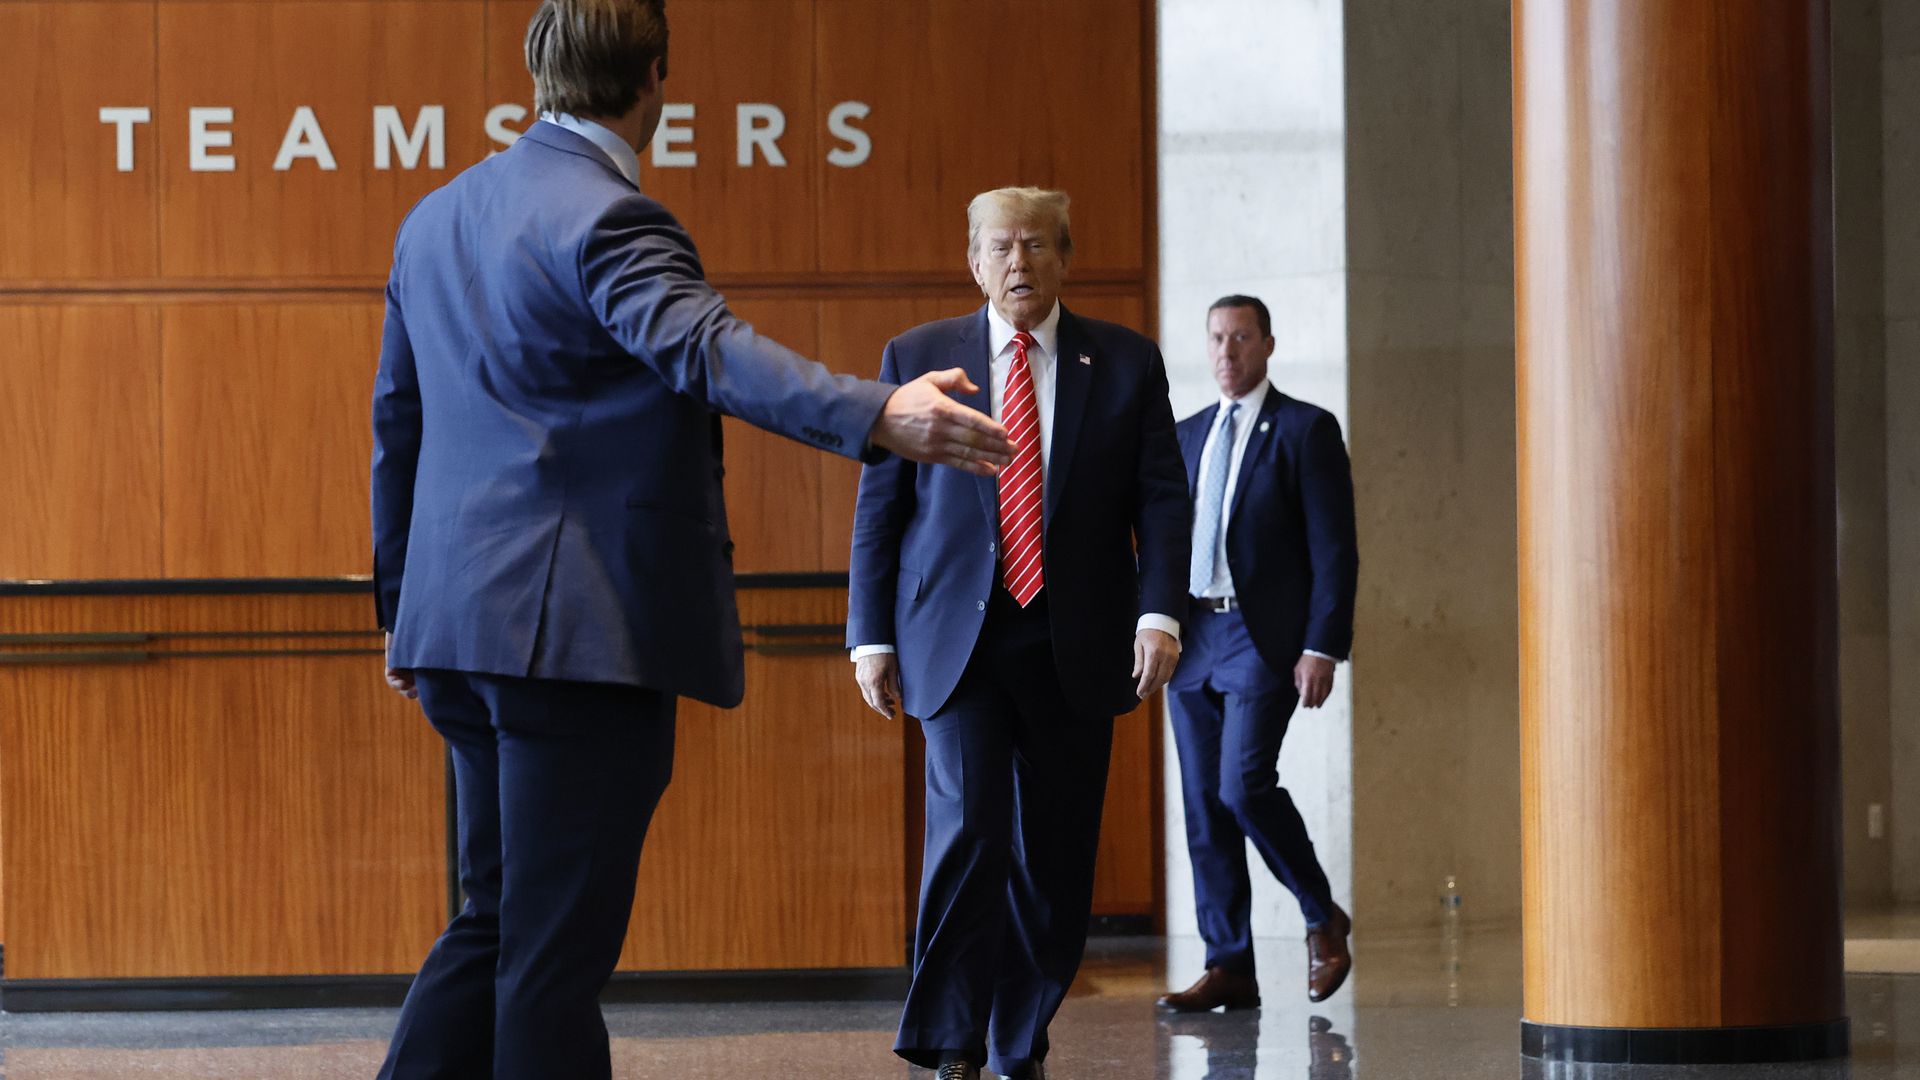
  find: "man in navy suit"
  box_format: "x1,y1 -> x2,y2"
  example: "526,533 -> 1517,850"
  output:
1155,295 -> 1360,1012
848,187 -> 1190,1080
370,4 -> 1012,1078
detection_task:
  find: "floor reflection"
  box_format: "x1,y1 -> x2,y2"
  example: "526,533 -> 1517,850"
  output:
0,929 -> 1912,1078
1156,1011 -> 1354,1079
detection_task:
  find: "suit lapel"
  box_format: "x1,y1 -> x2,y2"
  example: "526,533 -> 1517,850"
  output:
954,308 -> 999,530
1227,384 -> 1285,522
1044,306 -> 1094,525
1182,404 -> 1219,497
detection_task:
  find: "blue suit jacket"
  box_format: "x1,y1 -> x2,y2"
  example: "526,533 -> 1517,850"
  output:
372,121 -> 892,706
1177,385 -> 1359,668
847,305 -> 1190,720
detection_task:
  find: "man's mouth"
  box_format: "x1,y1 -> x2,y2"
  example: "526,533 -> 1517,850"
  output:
1009,284 -> 1034,298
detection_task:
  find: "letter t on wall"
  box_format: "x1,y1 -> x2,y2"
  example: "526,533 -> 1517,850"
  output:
99,107 -> 152,172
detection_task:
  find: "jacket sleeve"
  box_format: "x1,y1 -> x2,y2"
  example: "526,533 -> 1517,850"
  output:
846,340 -> 918,649
370,273 -> 422,632
581,194 -> 894,461
1299,411 -> 1360,659
1132,345 -> 1193,625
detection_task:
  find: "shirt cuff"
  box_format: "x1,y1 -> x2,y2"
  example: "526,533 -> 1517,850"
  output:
1137,613 -> 1181,643
1305,649 -> 1343,664
850,644 -> 897,662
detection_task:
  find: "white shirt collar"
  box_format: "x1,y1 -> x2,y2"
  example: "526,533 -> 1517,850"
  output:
1217,379 -> 1271,420
986,301 -> 1062,362
539,112 -> 642,189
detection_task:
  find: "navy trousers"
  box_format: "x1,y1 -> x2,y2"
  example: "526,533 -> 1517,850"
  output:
896,588 -> 1115,1077
1167,603 -> 1335,976
377,670 -> 676,1080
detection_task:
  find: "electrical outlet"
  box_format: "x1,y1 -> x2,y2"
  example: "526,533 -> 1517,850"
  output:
1868,803 -> 1886,840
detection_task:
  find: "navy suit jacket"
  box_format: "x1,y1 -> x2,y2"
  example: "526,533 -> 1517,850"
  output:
847,305 -> 1190,720
372,121 -> 892,706
1177,385 -> 1359,669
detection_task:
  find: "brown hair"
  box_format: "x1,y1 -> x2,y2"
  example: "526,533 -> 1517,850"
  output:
524,0 -> 670,118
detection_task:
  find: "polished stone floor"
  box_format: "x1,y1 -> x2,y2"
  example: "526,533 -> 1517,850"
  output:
0,930 -> 1913,1078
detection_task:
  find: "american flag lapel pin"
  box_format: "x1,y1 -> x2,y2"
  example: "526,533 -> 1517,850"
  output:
1078,353 -> 1092,365
1259,420 -> 1271,433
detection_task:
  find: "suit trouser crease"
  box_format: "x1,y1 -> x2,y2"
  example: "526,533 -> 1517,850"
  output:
378,670 -> 676,1080
1168,606 -> 1334,976
896,591 -> 1114,1076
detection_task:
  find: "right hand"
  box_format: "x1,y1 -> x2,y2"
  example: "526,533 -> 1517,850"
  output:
384,632 -> 418,700
854,653 -> 903,718
867,369 -> 1014,477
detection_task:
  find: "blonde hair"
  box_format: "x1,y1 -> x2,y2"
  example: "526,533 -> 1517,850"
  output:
966,187 -> 1073,259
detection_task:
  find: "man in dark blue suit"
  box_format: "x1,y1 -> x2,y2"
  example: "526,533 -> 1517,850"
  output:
370,4 -> 1012,1078
1155,295 -> 1360,1012
848,187 -> 1191,1080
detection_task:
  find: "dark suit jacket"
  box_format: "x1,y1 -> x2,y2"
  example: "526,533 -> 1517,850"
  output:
372,121 -> 892,706
1177,385 -> 1359,669
847,304 -> 1190,720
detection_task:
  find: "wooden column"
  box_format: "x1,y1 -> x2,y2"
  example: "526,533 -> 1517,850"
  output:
1515,0 -> 1847,1064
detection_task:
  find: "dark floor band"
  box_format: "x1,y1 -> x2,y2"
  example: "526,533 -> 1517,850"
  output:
1521,1018 -> 1850,1064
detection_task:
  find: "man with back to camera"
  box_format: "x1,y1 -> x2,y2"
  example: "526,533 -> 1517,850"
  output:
369,2 -> 1013,1077
1155,295 -> 1360,1012
847,187 -> 1191,1080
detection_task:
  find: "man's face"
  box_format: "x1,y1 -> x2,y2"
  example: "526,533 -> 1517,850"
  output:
1207,305 -> 1273,400
970,218 -> 1069,331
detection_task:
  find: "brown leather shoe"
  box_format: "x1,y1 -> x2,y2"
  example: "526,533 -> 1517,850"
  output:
1156,966 -> 1261,1012
1306,905 -> 1353,1002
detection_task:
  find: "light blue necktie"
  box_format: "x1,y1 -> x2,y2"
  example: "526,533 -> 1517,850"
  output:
1189,402 -> 1240,596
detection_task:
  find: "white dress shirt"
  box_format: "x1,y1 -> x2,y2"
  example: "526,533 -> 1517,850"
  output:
539,112 -> 641,188
1193,381 -> 1338,664
852,302 -> 1180,660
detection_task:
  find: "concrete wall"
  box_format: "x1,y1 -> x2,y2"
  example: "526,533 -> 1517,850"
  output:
1887,0 -> 1920,905
1836,0 -> 1895,909
1342,0 -> 1521,933
1156,0 -> 1353,942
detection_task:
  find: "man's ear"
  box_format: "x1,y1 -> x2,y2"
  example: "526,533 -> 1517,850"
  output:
644,56 -> 666,93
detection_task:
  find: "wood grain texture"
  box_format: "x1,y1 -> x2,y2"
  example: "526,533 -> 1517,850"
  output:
156,2 -> 489,280
0,593 -> 443,979
1515,0 -> 1841,1030
815,0 -> 1146,276
0,305 -> 165,579
159,302 -> 382,577
0,3 -> 160,283
719,299 -> 825,574
620,587 -> 907,970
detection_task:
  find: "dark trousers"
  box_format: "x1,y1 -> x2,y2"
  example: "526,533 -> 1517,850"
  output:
1167,603 -> 1335,976
895,589 -> 1115,1077
377,670 -> 676,1080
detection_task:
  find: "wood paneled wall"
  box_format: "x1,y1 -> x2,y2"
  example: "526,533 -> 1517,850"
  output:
0,0 -> 1162,977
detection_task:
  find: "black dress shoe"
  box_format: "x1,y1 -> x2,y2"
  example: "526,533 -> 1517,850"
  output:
935,1061 -> 980,1080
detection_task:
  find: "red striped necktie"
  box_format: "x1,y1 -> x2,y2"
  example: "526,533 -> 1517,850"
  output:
999,330 -> 1045,606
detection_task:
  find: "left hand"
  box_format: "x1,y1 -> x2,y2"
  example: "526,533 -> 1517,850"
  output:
1132,628 -> 1181,699
1294,654 -> 1336,709
384,632 -> 418,700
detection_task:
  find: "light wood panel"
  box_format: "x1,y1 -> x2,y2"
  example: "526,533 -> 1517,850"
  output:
1516,0 -> 1841,1031
0,592 -> 444,979
0,305 -> 165,579
720,299 -> 825,573
0,3 -> 160,283
815,0 -> 1147,275
160,302 -> 381,577
620,587 -> 906,970
155,2 -> 489,280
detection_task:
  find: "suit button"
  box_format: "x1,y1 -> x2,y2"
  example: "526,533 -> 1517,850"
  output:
977,600 -> 986,611
988,542 -> 996,554
714,466 -> 726,480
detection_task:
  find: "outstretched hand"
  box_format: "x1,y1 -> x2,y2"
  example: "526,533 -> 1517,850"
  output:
868,369 -> 1015,476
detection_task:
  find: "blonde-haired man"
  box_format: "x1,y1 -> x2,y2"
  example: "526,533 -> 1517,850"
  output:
849,187 -> 1190,1079
372,3 -> 1010,1077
